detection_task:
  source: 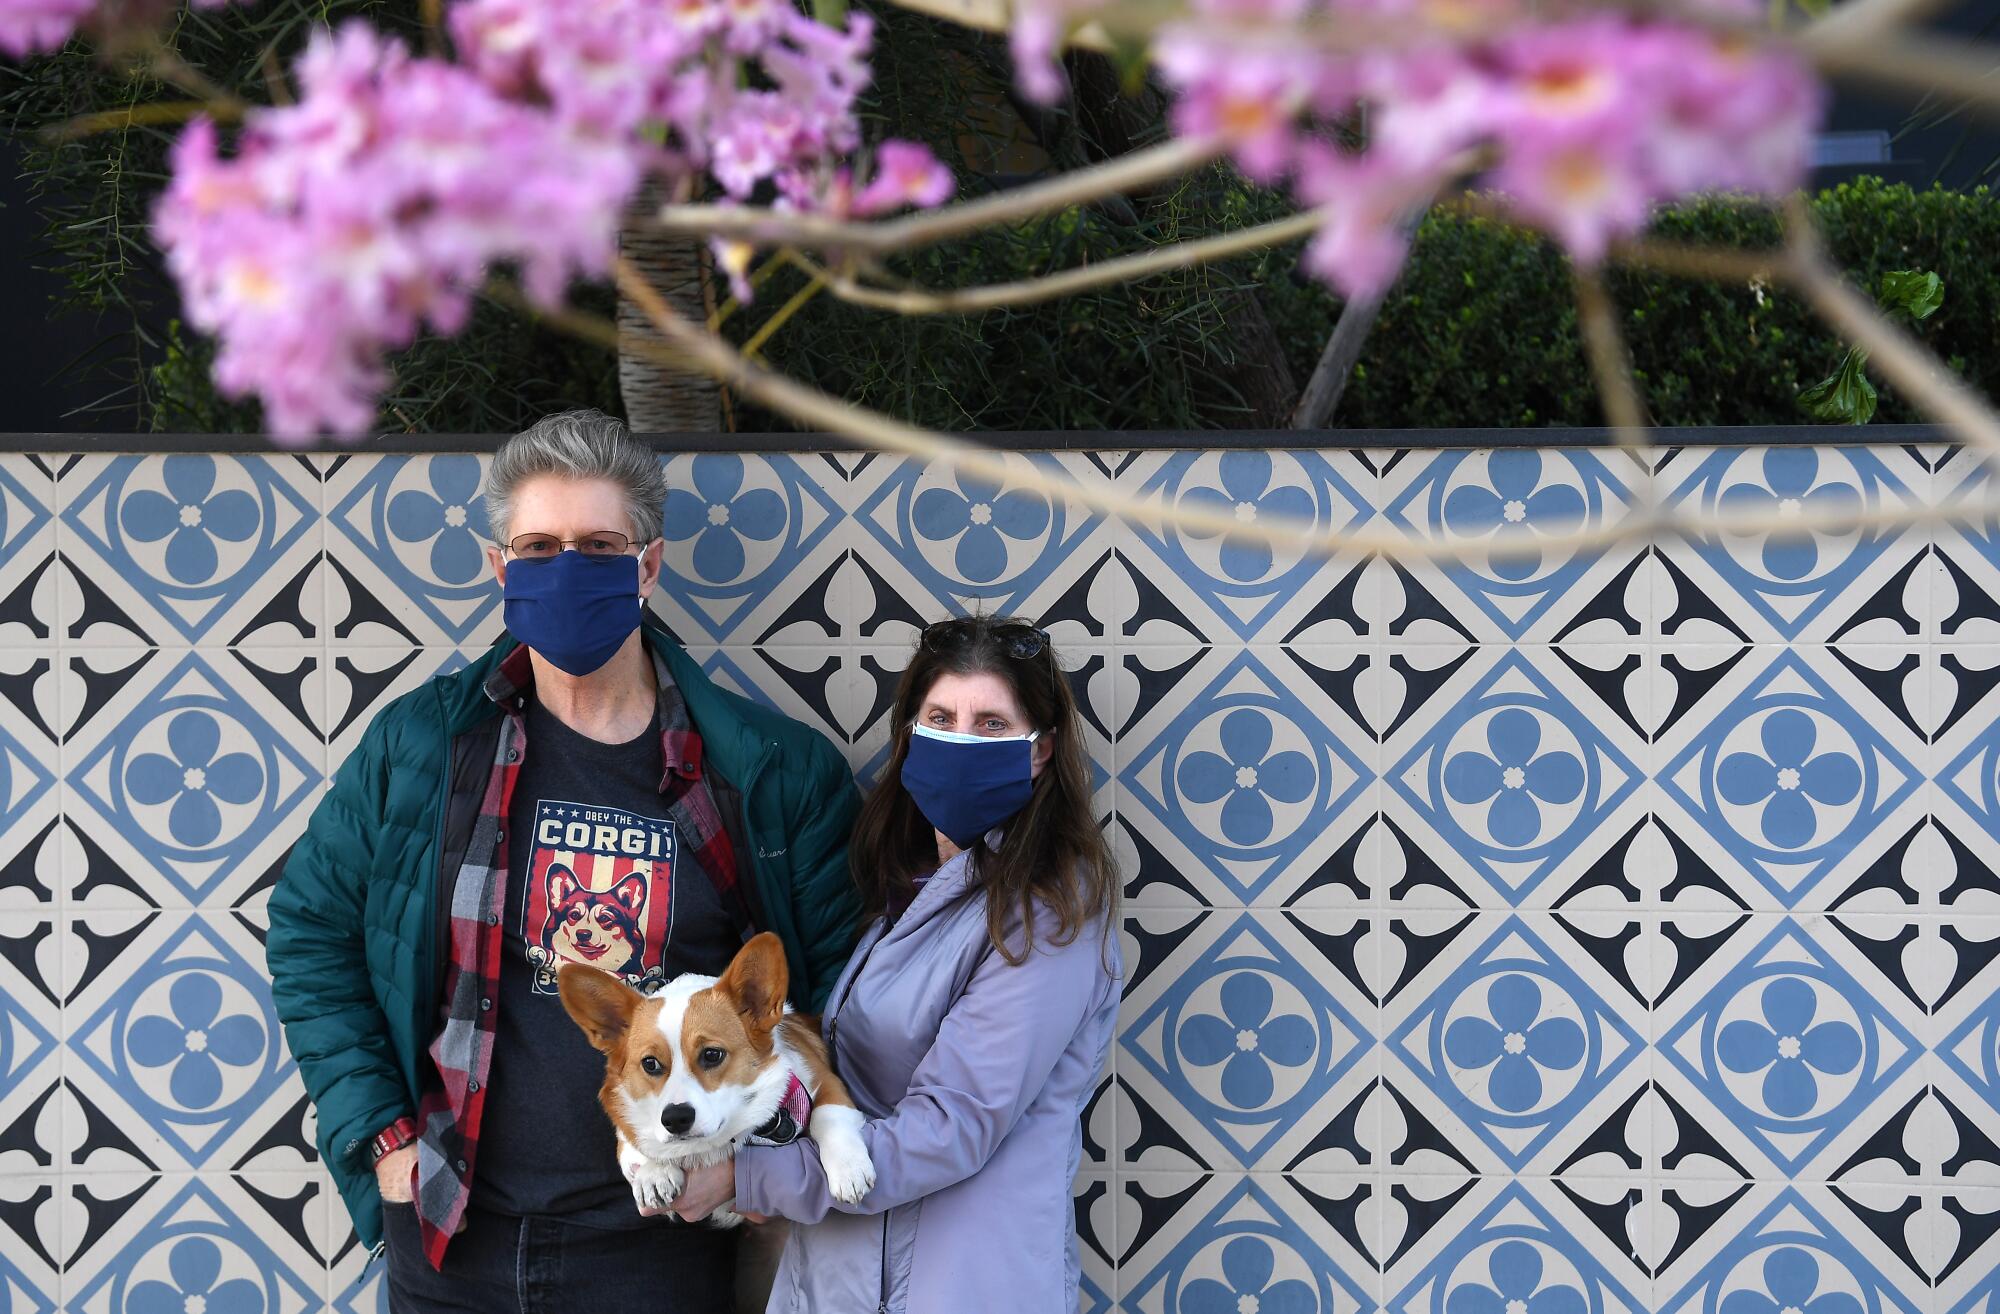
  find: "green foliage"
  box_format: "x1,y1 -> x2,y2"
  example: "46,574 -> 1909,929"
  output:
1285,177 -> 2000,430
1796,266 -> 1942,425
1879,268 -> 1944,322
735,173 -> 1299,431
1798,347 -> 1878,425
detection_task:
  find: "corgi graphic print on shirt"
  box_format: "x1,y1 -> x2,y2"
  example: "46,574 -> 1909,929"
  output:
521,799 -> 677,995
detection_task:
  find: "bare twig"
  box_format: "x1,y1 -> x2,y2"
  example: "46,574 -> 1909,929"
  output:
651,137 -> 1222,253
1572,264 -> 1655,507
1797,31 -> 2000,117
139,40 -> 247,114
44,98 -> 226,140
740,269 -> 828,358
1608,236 -> 1788,284
258,44 -> 292,107
808,208 -> 1325,314
1572,267 -> 1648,438
1804,0 -> 1955,45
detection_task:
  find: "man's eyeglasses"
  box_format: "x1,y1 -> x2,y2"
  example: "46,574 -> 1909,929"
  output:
504,531 -> 636,559
920,618 -> 1050,662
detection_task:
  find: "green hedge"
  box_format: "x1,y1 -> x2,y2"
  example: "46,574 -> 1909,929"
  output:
1267,177 -> 2000,430
746,176 -> 2000,431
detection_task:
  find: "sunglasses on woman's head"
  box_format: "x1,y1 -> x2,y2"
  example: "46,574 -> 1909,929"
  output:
920,619 -> 1050,662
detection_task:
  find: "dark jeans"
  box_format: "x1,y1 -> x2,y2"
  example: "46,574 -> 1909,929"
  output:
381,1200 -> 737,1314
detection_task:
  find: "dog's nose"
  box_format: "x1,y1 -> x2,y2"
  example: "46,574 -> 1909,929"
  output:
660,1103 -> 696,1136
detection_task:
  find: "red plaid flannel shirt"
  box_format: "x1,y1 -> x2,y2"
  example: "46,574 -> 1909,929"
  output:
408,644 -> 746,1267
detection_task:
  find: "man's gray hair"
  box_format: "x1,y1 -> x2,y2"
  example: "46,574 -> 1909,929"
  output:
484,409 -> 669,546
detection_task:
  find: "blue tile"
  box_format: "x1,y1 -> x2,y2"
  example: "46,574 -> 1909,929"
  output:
67,1178 -> 321,1314
62,454 -> 319,642
1388,651 -> 1642,903
1386,917 -> 1643,1173
69,918 -> 296,1166
1387,1182 -> 1644,1314
1121,915 -> 1372,1167
329,453 -> 496,643
1383,449 -> 1632,640
1131,450 -> 1374,639
67,653 -> 322,904
1662,447 -> 1919,639
1657,919 -> 1921,1176
656,453 -> 845,640
1657,1188 -> 1923,1314
1121,1178 -> 1374,1314
1658,651 -> 1922,906
855,454 -> 1100,617
1121,650 -> 1372,904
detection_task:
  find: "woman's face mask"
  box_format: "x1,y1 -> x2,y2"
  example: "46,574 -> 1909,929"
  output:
501,549 -> 642,676
898,724 -> 1041,850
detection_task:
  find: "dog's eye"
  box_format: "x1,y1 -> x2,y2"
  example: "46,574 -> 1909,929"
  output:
698,1047 -> 725,1069
641,1056 -> 664,1076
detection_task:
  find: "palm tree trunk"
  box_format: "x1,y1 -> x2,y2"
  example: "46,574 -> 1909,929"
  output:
617,179 -> 723,432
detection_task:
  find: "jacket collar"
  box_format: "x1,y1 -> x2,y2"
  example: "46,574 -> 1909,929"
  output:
887,835 -> 992,935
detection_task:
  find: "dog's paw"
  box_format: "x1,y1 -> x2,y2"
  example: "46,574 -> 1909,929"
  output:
811,1105 -> 875,1205
628,1158 -> 684,1213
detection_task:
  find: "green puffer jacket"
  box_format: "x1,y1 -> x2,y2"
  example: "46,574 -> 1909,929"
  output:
265,622 -> 863,1252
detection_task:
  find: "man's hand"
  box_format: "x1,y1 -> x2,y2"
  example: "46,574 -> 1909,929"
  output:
671,1159 -> 739,1222
375,1145 -> 418,1203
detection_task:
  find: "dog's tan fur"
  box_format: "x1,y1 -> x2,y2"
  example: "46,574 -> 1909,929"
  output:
557,932 -> 872,1223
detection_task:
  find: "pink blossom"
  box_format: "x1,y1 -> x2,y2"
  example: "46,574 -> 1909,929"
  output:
1134,7 -> 1821,286
1155,37 -> 1319,182
1295,142 -> 1433,298
1488,121 -> 1655,264
853,140 -> 954,216
154,24 -> 636,440
1007,2 -> 1068,105
0,0 -> 94,57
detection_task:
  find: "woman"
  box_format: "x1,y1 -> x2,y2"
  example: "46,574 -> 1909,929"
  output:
671,614 -> 1122,1314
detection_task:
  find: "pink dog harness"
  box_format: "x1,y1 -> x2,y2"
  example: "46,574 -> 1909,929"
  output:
744,1074 -> 812,1148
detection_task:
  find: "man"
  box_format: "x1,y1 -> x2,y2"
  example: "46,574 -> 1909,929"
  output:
268,410 -> 861,1311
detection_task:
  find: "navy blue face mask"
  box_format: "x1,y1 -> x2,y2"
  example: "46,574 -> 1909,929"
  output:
899,725 -> 1040,850
501,550 -> 642,677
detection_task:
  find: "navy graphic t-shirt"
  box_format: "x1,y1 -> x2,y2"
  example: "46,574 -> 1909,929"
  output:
472,695 -> 739,1227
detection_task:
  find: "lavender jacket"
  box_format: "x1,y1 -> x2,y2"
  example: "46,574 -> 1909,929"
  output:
735,846 -> 1120,1314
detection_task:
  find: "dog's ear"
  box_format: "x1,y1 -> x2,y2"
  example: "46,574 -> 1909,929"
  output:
714,931 -> 789,1033
609,872 -> 647,914
547,863 -> 579,908
557,963 -> 642,1052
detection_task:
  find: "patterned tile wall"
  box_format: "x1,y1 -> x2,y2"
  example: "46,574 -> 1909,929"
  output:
3,441 -> 1999,1312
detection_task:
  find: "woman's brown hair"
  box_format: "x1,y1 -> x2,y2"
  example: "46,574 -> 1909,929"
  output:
849,614 -> 1118,964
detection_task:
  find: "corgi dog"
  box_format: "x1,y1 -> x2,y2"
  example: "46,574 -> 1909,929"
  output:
544,864 -> 647,975
557,931 -> 875,1224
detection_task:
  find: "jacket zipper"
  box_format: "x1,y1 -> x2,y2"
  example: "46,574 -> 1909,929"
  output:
878,1210 -> 891,1314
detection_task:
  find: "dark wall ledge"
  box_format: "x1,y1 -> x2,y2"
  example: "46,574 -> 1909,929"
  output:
0,423 -> 1953,454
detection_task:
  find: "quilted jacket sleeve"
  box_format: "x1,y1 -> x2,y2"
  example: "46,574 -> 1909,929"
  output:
266,715 -> 412,1187
786,733 -> 864,1012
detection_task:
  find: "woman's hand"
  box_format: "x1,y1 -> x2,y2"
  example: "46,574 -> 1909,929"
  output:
671,1159 -> 747,1222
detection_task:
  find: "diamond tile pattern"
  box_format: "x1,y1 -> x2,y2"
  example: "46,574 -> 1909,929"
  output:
7,440 -> 1999,1312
